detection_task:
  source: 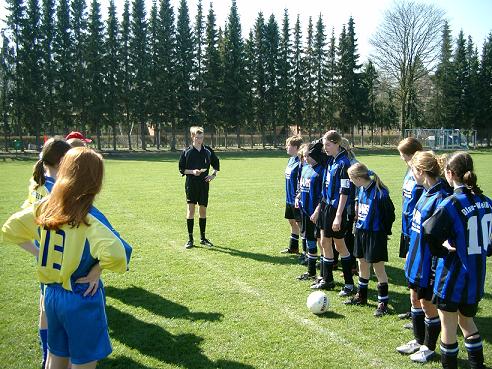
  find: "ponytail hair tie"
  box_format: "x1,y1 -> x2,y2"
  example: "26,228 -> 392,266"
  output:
367,170 -> 374,176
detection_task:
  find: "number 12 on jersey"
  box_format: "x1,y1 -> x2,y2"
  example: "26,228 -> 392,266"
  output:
39,229 -> 66,270
467,214 -> 492,255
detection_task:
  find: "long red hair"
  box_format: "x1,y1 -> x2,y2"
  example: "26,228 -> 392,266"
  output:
36,147 -> 104,229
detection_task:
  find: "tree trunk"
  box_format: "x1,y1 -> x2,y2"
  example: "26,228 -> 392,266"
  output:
96,121 -> 102,151
112,120 -> 117,151
236,125 -> 241,148
170,119 -> 176,151
140,121 -> 146,150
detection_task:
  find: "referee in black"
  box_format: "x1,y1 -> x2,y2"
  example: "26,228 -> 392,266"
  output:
179,126 -> 220,249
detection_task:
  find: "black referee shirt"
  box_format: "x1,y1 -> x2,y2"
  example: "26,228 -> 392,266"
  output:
178,144 -> 220,181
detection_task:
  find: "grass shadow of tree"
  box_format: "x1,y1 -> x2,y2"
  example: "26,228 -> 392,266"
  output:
105,305 -> 254,369
105,285 -> 223,322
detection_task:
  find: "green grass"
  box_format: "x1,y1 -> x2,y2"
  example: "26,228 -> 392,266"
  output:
1,150 -> 491,369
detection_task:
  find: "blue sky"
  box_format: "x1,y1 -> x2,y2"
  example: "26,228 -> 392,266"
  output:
0,0 -> 491,62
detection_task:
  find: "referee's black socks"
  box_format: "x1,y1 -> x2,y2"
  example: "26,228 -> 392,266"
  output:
199,218 -> 207,240
187,218 -> 194,241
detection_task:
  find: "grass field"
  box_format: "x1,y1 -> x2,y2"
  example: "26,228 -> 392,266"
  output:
0,149 -> 491,369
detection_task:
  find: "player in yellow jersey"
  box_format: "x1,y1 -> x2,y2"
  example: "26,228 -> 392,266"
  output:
2,147 -> 132,369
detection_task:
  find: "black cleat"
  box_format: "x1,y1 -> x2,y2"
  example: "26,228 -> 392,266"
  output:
311,280 -> 336,290
374,302 -> 389,317
200,238 -> 214,247
184,240 -> 194,249
280,248 -> 299,254
344,293 -> 367,305
297,272 -> 316,281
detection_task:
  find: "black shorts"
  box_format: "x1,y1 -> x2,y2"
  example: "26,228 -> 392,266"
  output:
300,213 -> 318,242
408,282 -> 434,302
353,229 -> 388,263
185,179 -> 209,207
285,203 -> 301,222
432,296 -> 479,317
399,234 -> 410,258
318,202 -> 348,239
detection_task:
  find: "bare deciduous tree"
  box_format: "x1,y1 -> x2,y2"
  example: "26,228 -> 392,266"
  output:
370,1 -> 445,136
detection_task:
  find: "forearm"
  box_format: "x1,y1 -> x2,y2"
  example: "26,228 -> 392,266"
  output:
19,241 -> 39,257
337,194 -> 348,215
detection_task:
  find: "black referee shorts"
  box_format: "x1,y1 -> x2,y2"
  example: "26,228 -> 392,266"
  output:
185,179 -> 209,207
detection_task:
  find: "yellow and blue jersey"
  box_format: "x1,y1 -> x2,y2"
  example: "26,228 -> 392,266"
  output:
405,181 -> 450,288
21,176 -> 56,209
423,187 -> 492,304
2,203 -> 132,292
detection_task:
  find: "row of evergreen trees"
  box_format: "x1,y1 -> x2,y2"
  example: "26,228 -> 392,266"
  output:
1,0 -> 491,150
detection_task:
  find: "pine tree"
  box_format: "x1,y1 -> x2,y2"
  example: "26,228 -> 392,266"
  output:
253,12 -> 267,147
291,15 -> 303,133
202,2 -> 221,143
157,0 -> 176,150
303,16 -> 315,137
1,32 -> 13,150
464,36 -> 479,130
453,30 -> 468,129
277,9 -> 292,139
176,0 -> 194,144
313,14 -> 327,134
243,30 -> 255,146
361,60 -> 378,145
264,14 -> 279,145
148,0 -> 159,147
478,33 -> 492,146
120,0 -> 132,148
223,0 -> 244,147
105,0 -> 120,150
40,0 -> 56,134
129,0 -> 148,149
325,28 -> 336,127
86,0 -> 105,149
193,0 -> 204,126
53,0 -> 73,131
71,0 -> 88,129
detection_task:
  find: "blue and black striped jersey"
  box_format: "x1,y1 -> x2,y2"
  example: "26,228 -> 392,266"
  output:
322,148 -> 352,208
401,169 -> 424,237
423,187 -> 492,304
355,181 -> 395,234
405,181 -> 451,287
299,163 -> 323,217
285,156 -> 300,205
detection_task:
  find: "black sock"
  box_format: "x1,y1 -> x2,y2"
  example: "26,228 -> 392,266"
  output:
377,282 -> 389,305
319,255 -> 324,276
358,277 -> 369,300
424,316 -> 441,351
307,254 -> 317,276
199,218 -> 206,239
323,257 -> 334,283
440,341 -> 458,369
411,307 -> 425,345
465,334 -> 484,369
301,237 -> 307,253
341,255 -> 354,286
187,219 -> 194,241
289,234 -> 299,251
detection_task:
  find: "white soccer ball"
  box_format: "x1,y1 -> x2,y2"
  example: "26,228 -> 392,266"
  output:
306,291 -> 329,315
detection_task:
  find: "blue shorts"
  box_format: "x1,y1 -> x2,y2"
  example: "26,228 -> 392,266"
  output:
44,284 -> 112,365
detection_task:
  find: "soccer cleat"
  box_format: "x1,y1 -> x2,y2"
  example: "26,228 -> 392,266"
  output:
344,293 -> 367,305
338,285 -> 355,297
280,248 -> 299,254
374,302 -> 389,317
297,272 -> 316,281
200,238 -> 214,247
403,322 -> 413,330
298,254 -> 308,265
310,280 -> 335,290
398,311 -> 411,320
184,240 -> 194,249
396,339 -> 422,355
409,345 -> 435,363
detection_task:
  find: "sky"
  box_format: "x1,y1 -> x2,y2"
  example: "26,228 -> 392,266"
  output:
0,0 -> 491,62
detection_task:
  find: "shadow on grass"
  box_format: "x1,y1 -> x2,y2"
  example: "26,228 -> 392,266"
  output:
105,305 -> 254,369
317,310 -> 345,319
100,356 -> 154,369
207,245 -> 302,266
105,285 -> 223,322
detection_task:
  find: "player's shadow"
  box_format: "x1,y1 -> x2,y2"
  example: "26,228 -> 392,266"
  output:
316,310 -> 345,319
207,245 -> 302,266
105,305 -> 254,369
99,356 -> 154,369
105,285 -> 223,322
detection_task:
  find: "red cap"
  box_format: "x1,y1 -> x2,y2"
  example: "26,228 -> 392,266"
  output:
65,131 -> 92,143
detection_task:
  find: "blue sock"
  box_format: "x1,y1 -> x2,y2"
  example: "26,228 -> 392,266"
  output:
39,328 -> 48,368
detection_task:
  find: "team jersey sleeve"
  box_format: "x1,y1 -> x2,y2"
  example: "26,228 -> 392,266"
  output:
178,149 -> 187,176
1,206 -> 38,245
422,205 -> 453,257
87,216 -> 132,274
380,193 -> 396,235
339,162 -> 351,196
208,146 -> 220,171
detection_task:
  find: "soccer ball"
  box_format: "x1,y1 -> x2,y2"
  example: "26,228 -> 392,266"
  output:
306,291 -> 329,315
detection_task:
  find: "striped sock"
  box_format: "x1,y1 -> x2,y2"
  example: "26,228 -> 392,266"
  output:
424,316 -> 441,351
